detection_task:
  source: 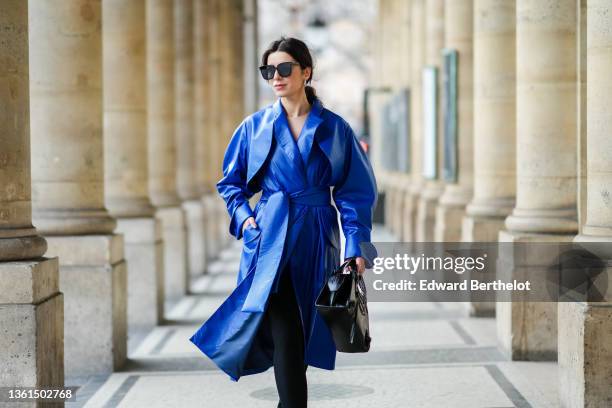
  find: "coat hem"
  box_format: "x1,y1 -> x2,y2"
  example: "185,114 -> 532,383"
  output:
189,334 -> 337,383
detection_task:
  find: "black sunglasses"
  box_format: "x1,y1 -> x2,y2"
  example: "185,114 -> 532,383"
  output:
259,61 -> 300,80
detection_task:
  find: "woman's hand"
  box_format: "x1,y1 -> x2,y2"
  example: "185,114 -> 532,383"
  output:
241,217 -> 257,234
348,256 -> 366,275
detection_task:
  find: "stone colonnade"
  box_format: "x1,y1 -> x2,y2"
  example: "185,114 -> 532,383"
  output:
0,0 -> 247,386
374,0 -> 612,405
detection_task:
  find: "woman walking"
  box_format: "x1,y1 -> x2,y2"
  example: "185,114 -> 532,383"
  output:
190,36 -> 378,408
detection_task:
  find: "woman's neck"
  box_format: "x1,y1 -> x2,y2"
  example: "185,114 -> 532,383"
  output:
280,92 -> 311,118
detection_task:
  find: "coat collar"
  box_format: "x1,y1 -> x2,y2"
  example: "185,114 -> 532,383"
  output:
274,98 -> 324,173
246,97 -> 341,187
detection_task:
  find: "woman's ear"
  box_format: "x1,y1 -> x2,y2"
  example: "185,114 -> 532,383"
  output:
303,66 -> 312,83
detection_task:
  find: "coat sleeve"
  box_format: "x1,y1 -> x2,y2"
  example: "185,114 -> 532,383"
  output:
332,121 -> 379,269
216,119 -> 258,240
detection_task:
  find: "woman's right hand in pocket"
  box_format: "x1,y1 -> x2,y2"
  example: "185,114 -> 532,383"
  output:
242,217 -> 257,234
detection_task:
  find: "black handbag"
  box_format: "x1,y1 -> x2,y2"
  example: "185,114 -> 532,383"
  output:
315,258 -> 371,352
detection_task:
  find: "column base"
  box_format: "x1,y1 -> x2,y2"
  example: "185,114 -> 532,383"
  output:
402,189 -> 419,242
45,235 -> 127,376
462,215 -> 506,242
416,182 -> 444,242
0,258 -> 63,388
389,179 -> 401,237
392,176 -> 410,239
183,200 -> 206,277
505,207 -> 578,234
463,301 -> 496,317
215,196 -> 231,248
382,174 -> 396,233
496,229 -> 576,361
0,234 -> 47,262
155,206 -> 188,306
435,203 -> 467,242
462,223 -> 498,316
202,194 -> 219,263
496,300 -> 557,361
574,233 -> 612,263
462,199 -> 513,315
559,302 -> 612,408
434,186 -> 471,242
33,208 -> 116,236
389,192 -> 396,233
116,217 -> 164,334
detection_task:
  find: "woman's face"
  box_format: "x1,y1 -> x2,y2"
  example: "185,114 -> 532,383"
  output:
266,51 -> 311,99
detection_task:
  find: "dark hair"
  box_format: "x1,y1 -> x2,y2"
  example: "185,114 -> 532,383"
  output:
261,36 -> 319,105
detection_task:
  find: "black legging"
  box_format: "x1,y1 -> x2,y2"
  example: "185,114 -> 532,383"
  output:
266,267 -> 309,408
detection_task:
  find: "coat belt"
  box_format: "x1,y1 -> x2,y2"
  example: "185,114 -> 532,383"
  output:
241,187 -> 331,312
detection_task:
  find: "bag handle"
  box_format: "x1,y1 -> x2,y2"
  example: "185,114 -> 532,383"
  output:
340,257 -> 357,275
345,258 -> 368,314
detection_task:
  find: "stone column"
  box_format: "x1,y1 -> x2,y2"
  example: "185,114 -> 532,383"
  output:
194,0 -> 217,272
404,0 -> 426,243
380,0 -> 395,236
497,0 -> 577,360
379,0 -> 400,240
216,0 -> 245,248
379,0 -> 404,239
416,0 -> 445,242
203,0 -> 223,262
243,0 -> 259,115
385,174 -> 399,236
396,0 -> 412,242
462,0 -> 516,242
434,0 -> 473,242
220,0 -> 245,132
30,0 -> 127,376
0,0 -> 63,390
147,0 -> 188,307
559,1 -> 612,405
461,0 -> 515,317
103,0 -> 164,338
175,0 -> 207,277
369,0 -> 386,179
194,0 -> 210,201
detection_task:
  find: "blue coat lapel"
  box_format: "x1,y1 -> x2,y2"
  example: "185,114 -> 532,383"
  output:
273,107 -> 306,180
296,99 -> 323,168
315,115 -> 344,184
246,97 -> 343,187
246,106 -> 275,186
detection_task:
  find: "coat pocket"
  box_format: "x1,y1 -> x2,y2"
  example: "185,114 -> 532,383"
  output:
243,224 -> 261,245
238,225 -> 262,284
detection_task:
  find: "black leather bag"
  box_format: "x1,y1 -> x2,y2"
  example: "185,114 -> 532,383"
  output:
315,258 -> 371,353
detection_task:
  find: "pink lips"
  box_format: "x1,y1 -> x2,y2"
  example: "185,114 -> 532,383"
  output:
274,84 -> 286,89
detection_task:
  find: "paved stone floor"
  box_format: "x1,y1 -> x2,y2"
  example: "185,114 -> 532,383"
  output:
68,225 -> 559,408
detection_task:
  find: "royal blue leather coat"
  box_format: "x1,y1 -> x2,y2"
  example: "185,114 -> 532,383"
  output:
190,97 -> 378,381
